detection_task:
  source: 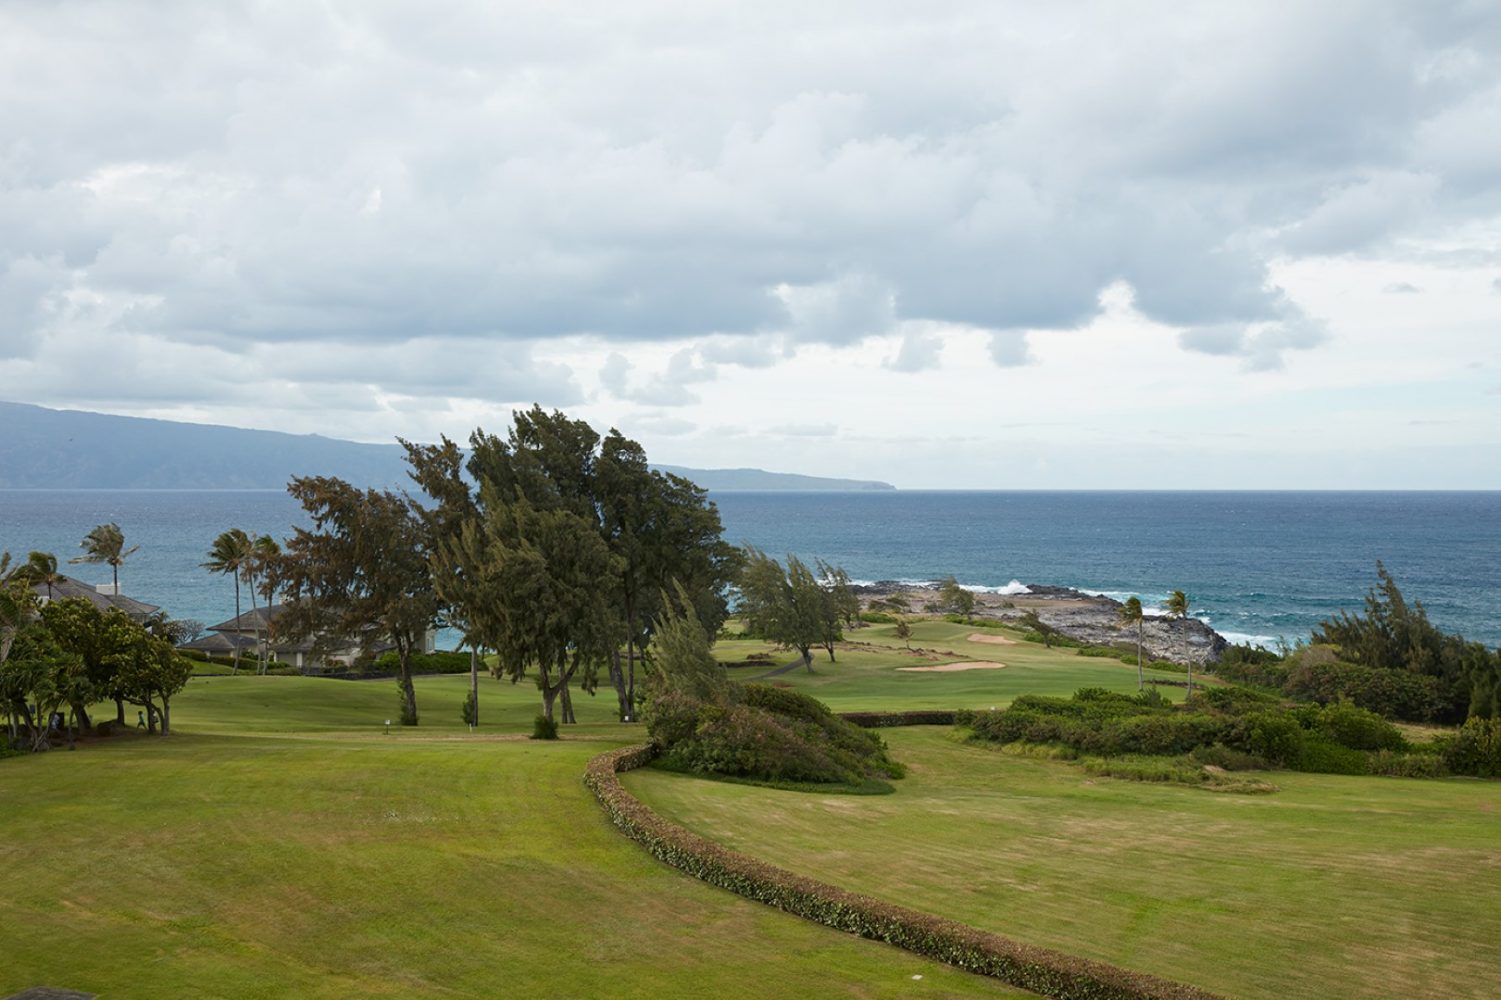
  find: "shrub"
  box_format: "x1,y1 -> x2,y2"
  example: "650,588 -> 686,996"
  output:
1294,737 -> 1368,775
1284,660 -> 1447,722
858,611 -> 898,624
1225,711 -> 1305,767
1367,749 -> 1449,778
1196,684 -> 1280,716
460,690 -> 477,727
531,713 -> 559,740
1189,744 -> 1271,771
1305,702 -> 1406,751
374,650 -> 472,675
840,710 -> 958,728
1442,717 -> 1501,777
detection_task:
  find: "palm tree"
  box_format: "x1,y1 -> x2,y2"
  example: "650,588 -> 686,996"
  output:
203,529 -> 252,675
1118,596 -> 1145,690
1165,589 -> 1192,697
246,535 -> 280,674
70,522 -> 139,594
18,551 -> 64,601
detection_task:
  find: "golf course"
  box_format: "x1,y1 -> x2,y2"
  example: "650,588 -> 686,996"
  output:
4,621 -> 1496,998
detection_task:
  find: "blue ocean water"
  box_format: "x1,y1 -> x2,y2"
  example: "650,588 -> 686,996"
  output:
1,490 -> 1497,648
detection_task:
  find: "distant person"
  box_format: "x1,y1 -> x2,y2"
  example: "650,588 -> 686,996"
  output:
137,711 -> 146,729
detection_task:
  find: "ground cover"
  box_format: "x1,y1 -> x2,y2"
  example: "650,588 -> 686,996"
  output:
627,727 -> 1501,1000
1,676 -> 1029,999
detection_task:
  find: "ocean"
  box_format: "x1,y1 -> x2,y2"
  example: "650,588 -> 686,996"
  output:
2,490 -> 1497,648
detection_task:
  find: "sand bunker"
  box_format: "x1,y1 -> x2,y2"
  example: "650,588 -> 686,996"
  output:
967,632 -> 1018,646
898,661 -> 1007,673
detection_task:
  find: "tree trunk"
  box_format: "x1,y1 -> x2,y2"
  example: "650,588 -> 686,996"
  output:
231,575 -> 242,675
115,697 -> 125,725
609,648 -> 630,722
802,646 -> 813,672
160,697 -> 171,736
626,635 -> 636,723
398,639 -> 419,725
70,700 -> 91,734
824,640 -> 836,662
469,645 -> 480,727
1136,621 -> 1144,690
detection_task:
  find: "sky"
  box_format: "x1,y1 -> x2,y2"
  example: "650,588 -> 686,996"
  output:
2,1 -> 1499,488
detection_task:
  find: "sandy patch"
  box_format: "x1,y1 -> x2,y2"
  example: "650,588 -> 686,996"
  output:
898,661 -> 1007,673
967,632 -> 1018,646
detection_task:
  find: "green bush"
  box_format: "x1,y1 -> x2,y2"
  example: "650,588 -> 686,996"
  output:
460,690 -> 477,726
858,611 -> 897,624
1196,684 -> 1280,715
531,713 -> 559,740
1295,737 -> 1369,775
374,650 -> 472,675
1303,702 -> 1407,752
1225,711 -> 1305,767
1442,717 -> 1501,777
1367,749 -> 1449,778
1284,660 -> 1448,722
1189,743 -> 1271,771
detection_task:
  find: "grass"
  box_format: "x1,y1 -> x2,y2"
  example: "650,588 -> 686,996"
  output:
627,726 -> 1501,1000
715,619 -> 1190,713
2,674 -> 1031,999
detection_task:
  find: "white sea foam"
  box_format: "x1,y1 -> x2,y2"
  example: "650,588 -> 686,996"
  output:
1217,631 -> 1285,649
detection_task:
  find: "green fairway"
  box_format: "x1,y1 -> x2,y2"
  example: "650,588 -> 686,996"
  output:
628,727 -> 1501,1000
2,675 -> 1031,999
716,619 -> 1190,711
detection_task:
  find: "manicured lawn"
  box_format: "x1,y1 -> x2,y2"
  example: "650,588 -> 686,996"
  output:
1,676 -> 1029,999
628,727 -> 1501,1000
717,619 -> 1190,712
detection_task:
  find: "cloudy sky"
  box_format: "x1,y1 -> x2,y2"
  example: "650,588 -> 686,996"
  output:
3,1 -> 1499,487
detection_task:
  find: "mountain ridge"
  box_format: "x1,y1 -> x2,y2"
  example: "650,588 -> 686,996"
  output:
0,401 -> 895,492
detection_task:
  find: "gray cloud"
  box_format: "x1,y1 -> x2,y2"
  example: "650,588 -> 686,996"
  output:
988,330 -> 1034,368
0,0 -> 1498,406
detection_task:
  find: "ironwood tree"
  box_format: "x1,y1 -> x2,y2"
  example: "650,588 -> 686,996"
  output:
737,549 -> 841,670
434,495 -> 622,724
409,407 -> 737,723
276,477 -> 440,726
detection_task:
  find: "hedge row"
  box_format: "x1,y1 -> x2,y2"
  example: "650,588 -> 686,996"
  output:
584,744 -> 1221,1000
838,710 -> 959,728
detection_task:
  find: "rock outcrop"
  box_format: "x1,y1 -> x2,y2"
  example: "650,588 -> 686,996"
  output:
855,581 -> 1229,665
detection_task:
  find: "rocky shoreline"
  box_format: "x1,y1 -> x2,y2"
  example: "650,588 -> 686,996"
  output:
852,580 -> 1230,666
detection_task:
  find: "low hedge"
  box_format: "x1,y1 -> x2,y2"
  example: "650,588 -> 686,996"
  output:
586,744 -> 1219,1000
839,710 -> 958,728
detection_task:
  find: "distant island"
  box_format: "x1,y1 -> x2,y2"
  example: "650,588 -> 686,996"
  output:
0,401 -> 895,492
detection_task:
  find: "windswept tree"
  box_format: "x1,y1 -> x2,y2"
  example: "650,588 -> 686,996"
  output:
1165,589 -> 1193,695
938,576 -> 976,618
247,534 -> 281,674
434,495 -> 622,724
203,529 -> 253,674
1,621 -> 90,751
276,477 -> 440,726
16,551 -> 65,601
1118,596 -> 1145,690
894,617 -> 913,649
737,549 -> 837,670
70,522 -> 138,593
409,407 -> 737,723
817,560 -> 860,628
1019,609 -> 1062,648
111,619 -> 192,735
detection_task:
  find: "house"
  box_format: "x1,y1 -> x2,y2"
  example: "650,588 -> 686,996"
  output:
31,574 -> 160,622
188,603 -> 437,673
